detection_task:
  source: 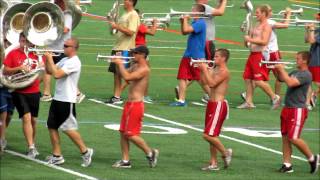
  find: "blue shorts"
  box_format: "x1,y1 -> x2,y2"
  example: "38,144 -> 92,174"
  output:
0,88 -> 14,114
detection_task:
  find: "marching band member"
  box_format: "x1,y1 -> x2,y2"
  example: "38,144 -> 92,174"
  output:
170,4 -> 208,107
44,37 -> 93,167
111,46 -> 159,169
3,33 -> 42,158
106,0 -> 140,104
274,51 -> 319,174
305,13 -> 320,110
41,0 -> 86,103
198,49 -> 232,171
237,5 -> 281,109
0,86 -> 14,152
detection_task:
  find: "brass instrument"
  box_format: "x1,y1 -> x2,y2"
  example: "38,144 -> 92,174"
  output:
169,8 -> 209,18
190,58 -> 215,67
96,54 -> 134,63
240,0 -> 254,47
106,0 -> 122,35
27,47 -> 64,56
260,61 -> 296,69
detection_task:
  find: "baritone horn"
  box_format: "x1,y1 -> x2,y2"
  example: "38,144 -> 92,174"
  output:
107,0 -> 122,35
240,0 -> 254,47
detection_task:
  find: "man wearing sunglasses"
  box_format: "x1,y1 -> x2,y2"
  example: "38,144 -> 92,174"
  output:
111,46 -> 159,169
44,37 -> 93,167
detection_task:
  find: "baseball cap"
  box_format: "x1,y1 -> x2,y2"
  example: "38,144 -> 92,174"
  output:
131,45 -> 149,56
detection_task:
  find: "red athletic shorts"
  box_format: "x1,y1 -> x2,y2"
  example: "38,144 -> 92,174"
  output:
308,66 -> 320,83
204,100 -> 228,137
119,101 -> 144,137
177,57 -> 200,81
268,51 -> 282,75
280,107 -> 308,140
243,52 -> 269,81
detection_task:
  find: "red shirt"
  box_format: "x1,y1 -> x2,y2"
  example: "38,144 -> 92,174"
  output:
135,24 -> 148,46
3,48 -> 41,94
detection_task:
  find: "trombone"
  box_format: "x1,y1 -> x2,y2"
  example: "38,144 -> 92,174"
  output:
96,54 -> 134,63
260,61 -> 296,69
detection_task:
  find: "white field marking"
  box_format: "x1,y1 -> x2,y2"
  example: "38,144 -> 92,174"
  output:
78,43 -> 298,53
104,124 -> 188,135
89,99 -> 307,162
4,150 -> 99,180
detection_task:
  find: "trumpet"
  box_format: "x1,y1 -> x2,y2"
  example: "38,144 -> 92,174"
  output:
141,15 -> 171,29
96,54 -> 134,63
277,8 -> 303,16
291,4 -> 320,11
190,58 -> 215,67
27,47 -> 64,56
260,61 -> 296,69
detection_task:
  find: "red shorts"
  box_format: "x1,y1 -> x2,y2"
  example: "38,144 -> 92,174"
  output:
204,100 -> 228,137
243,52 -> 269,81
308,66 -> 320,83
119,101 -> 144,137
177,57 -> 200,81
268,51 -> 282,75
280,107 -> 308,140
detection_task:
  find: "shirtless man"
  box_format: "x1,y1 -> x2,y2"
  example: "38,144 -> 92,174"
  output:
198,49 -> 232,171
237,4 -> 280,109
111,45 -> 159,169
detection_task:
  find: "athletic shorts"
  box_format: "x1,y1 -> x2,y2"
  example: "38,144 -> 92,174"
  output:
47,100 -> 78,131
267,51 -> 282,75
280,107 -> 308,140
0,88 -> 14,114
119,101 -> 144,137
177,57 -> 201,81
205,40 -> 216,60
108,50 -> 131,73
53,53 -> 66,64
308,66 -> 320,83
204,100 -> 228,137
243,52 -> 269,81
12,92 -> 40,118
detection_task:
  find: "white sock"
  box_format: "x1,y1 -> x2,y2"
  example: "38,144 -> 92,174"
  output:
122,160 -> 129,163
284,162 -> 292,167
147,152 -> 152,157
178,100 -> 185,103
308,155 -> 315,162
29,144 -> 35,149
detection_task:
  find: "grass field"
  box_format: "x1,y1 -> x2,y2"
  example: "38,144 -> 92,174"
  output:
1,0 -> 320,180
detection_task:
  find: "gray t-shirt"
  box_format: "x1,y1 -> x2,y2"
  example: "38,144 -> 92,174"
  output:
284,70 -> 312,108
203,4 -> 215,41
309,28 -> 320,67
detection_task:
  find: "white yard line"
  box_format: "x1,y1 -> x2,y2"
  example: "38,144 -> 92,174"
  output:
89,98 -> 307,162
4,150 -> 99,180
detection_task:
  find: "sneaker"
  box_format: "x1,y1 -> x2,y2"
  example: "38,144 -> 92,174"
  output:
143,96 -> 153,104
105,96 -> 123,105
0,139 -> 7,152
174,86 -> 179,100
201,164 -> 220,171
81,148 -> 93,167
76,92 -> 86,104
240,92 -> 246,102
40,94 -> 52,102
222,148 -> 232,169
279,164 -> 294,173
46,155 -> 65,165
309,154 -> 319,174
307,104 -> 313,111
310,93 -> 317,108
112,160 -> 132,168
147,149 -> 159,168
236,102 -> 255,109
27,147 -> 40,159
201,94 -> 210,103
271,95 -> 281,110
169,101 -> 187,107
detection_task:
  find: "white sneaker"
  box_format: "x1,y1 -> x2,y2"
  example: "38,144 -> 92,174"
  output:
237,102 -> 256,109
223,148 -> 232,169
147,149 -> 159,168
27,147 -> 40,159
76,93 -> 86,103
271,95 -> 281,110
81,148 -> 93,167
46,155 -> 65,165
240,92 -> 246,101
40,94 -> 52,102
201,164 -> 220,171
0,139 -> 7,152
201,94 -> 210,103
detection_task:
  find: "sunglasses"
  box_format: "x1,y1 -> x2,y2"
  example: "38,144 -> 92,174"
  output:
63,44 -> 74,48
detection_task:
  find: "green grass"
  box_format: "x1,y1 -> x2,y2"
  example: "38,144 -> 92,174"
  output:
1,0 -> 320,180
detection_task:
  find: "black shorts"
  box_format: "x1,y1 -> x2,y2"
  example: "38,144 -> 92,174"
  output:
53,53 -> 66,64
12,92 -> 40,118
108,50 -> 131,73
205,40 -> 216,60
47,100 -> 78,130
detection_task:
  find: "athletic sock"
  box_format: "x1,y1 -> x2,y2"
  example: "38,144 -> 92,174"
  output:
122,160 -> 129,163
284,162 -> 292,167
308,155 -> 315,162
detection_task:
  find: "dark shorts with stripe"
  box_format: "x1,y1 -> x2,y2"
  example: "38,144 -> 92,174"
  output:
47,100 -> 77,130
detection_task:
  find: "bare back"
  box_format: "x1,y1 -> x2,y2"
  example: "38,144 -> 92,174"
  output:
127,63 -> 150,102
209,66 -> 230,101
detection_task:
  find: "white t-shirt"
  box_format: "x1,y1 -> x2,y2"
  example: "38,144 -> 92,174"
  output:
203,4 -> 216,41
267,19 -> 279,52
49,11 -> 72,50
53,55 -> 81,103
